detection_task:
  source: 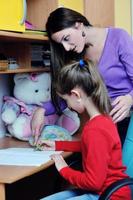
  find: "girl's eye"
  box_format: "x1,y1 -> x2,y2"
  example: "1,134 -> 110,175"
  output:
63,35 -> 70,42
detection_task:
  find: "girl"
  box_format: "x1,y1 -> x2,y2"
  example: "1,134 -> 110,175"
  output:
38,60 -> 131,200
44,7 -> 133,145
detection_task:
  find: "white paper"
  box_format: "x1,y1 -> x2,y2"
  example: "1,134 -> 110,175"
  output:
0,148 -> 62,166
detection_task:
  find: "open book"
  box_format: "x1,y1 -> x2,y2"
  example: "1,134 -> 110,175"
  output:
0,148 -> 62,166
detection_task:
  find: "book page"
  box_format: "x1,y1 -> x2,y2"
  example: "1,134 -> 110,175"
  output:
0,148 -> 62,166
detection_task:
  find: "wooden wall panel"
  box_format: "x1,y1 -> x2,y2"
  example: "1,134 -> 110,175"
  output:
84,0 -> 114,27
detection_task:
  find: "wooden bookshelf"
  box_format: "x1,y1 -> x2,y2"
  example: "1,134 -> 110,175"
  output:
0,30 -> 48,42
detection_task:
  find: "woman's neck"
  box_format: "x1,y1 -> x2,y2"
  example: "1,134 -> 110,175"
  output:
84,27 -> 108,64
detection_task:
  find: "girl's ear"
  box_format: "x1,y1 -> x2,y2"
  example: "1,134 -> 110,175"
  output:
71,89 -> 81,98
71,89 -> 82,103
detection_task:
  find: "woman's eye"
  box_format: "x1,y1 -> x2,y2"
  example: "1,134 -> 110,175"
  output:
64,35 -> 69,42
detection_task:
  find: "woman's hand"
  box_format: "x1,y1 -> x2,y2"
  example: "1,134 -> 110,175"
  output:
110,94 -> 133,123
50,154 -> 68,171
31,107 -> 45,144
36,140 -> 56,151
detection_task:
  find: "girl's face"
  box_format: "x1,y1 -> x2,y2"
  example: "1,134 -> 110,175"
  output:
51,23 -> 86,53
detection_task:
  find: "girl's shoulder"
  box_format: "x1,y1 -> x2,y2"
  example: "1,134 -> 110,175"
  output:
84,114 -> 120,144
85,114 -> 117,135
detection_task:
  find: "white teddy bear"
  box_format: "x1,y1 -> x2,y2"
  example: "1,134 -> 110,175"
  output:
1,72 -> 80,141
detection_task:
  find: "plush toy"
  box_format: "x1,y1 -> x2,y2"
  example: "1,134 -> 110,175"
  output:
1,72 -> 80,141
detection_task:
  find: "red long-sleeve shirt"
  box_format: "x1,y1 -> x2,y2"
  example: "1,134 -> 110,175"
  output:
55,115 -> 131,200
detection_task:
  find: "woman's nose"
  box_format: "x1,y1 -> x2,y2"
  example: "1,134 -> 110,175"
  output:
62,42 -> 70,51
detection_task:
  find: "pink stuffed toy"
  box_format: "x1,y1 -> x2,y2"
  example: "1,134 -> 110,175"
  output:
1,72 -> 80,141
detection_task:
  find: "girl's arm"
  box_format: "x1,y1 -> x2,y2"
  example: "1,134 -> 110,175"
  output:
54,129 -> 114,192
36,140 -> 81,152
55,140 -> 81,152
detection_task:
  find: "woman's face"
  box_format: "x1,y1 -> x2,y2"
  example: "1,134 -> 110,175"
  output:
51,23 -> 86,53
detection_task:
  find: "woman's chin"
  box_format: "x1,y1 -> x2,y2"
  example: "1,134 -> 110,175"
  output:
76,49 -> 83,54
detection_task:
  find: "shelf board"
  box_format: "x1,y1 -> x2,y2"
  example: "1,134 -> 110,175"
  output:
0,67 -> 50,74
0,30 -> 48,42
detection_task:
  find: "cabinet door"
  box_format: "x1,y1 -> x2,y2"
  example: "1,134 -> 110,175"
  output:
84,0 -> 114,27
0,0 -> 25,32
26,0 -> 84,31
58,0 -> 84,14
84,0 -> 131,35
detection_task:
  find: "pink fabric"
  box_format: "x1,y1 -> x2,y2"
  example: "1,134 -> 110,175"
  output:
58,115 -> 77,132
3,96 -> 32,115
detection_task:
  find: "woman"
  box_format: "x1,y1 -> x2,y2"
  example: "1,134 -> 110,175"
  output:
45,7 -> 133,145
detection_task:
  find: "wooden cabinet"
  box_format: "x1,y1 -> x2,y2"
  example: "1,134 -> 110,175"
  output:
58,0 -> 84,14
84,0 -> 114,27
0,0 -> 48,32
0,0 -> 25,32
0,31 -> 50,137
0,0 -> 85,73
0,0 -> 85,137
26,0 -> 84,31
84,0 -> 131,35
0,31 -> 49,73
0,0 -> 84,33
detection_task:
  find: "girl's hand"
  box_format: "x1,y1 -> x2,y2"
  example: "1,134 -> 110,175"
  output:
31,107 -> 45,144
36,140 -> 56,151
50,154 -> 68,171
110,94 -> 133,123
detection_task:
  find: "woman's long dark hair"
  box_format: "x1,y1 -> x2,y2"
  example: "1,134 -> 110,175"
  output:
46,7 -> 92,113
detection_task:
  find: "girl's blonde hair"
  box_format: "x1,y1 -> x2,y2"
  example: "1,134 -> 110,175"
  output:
56,60 -> 112,114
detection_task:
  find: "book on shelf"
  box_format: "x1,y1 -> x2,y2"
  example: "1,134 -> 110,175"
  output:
24,29 -> 47,36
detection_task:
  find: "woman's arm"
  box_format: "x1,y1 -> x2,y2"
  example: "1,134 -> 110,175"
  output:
31,107 -> 45,144
110,30 -> 133,122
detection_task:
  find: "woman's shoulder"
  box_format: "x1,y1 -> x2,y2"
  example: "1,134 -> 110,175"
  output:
108,27 -> 130,39
105,27 -> 131,50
